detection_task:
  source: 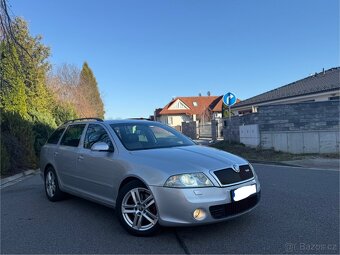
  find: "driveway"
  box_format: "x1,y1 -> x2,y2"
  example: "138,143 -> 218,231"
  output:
1,164 -> 339,254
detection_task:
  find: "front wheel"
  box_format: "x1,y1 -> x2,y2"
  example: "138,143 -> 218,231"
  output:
116,180 -> 160,236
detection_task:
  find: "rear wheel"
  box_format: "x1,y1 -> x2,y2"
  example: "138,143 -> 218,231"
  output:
116,180 -> 160,236
44,167 -> 65,201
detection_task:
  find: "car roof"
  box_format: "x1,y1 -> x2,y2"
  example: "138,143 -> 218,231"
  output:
105,119 -> 155,124
63,119 -> 155,126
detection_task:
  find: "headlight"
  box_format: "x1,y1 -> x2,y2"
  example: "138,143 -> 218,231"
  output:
164,173 -> 213,188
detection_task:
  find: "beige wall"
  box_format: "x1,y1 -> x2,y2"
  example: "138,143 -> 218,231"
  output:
159,115 -> 192,127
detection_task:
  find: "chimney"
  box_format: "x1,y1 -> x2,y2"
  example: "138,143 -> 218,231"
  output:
207,91 -> 211,96
323,68 -> 325,75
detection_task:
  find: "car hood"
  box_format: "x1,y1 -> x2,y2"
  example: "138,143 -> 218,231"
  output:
129,145 -> 248,175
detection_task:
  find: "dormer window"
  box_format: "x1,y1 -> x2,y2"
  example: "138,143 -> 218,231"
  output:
193,102 -> 198,107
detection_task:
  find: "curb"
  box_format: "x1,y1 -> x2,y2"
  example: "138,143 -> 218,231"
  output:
249,160 -> 301,167
0,169 -> 40,186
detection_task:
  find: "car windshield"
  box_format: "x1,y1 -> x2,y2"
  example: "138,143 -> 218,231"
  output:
110,123 -> 195,151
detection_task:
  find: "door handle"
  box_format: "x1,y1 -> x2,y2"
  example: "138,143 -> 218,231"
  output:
78,155 -> 84,161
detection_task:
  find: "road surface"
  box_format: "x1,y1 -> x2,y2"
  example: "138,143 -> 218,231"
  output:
1,164 -> 339,254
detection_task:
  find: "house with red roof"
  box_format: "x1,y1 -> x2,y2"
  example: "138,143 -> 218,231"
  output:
158,96 -> 222,128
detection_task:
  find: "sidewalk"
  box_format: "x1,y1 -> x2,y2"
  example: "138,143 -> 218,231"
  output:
193,138 -> 213,146
193,138 -> 223,146
0,169 -> 39,189
282,158 -> 339,170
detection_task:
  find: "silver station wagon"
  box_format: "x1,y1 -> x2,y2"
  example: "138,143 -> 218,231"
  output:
40,118 -> 261,236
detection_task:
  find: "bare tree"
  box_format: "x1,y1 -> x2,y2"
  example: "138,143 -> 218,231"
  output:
47,64 -> 80,102
46,63 -> 100,118
198,105 -> 212,124
0,0 -> 30,56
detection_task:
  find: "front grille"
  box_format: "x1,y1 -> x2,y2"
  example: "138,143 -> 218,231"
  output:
209,192 -> 260,219
213,164 -> 254,185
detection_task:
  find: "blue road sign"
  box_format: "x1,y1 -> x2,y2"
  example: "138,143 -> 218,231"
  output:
223,92 -> 237,106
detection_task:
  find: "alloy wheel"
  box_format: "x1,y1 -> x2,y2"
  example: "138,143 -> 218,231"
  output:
45,171 -> 56,198
121,187 -> 158,231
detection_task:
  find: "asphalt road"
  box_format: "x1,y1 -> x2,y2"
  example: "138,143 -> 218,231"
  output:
1,164 -> 339,254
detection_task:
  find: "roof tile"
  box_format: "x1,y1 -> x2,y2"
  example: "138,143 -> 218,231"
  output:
159,96 -> 221,115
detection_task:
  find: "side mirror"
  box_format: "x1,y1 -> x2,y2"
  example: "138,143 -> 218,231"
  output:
91,142 -> 111,152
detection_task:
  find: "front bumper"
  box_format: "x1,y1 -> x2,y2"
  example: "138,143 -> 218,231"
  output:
149,179 -> 260,226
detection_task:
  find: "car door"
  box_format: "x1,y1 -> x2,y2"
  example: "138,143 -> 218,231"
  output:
75,123 -> 117,203
43,125 -> 66,166
56,124 -> 86,188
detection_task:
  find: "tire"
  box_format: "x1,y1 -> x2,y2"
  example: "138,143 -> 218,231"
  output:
116,180 -> 160,236
44,166 -> 65,202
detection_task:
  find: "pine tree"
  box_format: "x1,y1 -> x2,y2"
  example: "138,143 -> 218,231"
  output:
79,62 -> 105,118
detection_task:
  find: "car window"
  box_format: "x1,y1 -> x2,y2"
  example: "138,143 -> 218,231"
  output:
110,123 -> 194,150
84,124 -> 113,150
150,126 -> 177,139
47,127 -> 65,144
60,124 -> 86,147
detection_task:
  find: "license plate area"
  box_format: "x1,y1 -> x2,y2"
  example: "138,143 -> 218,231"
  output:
231,184 -> 257,202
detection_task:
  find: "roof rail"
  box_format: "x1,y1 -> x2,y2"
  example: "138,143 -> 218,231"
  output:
63,118 -> 103,125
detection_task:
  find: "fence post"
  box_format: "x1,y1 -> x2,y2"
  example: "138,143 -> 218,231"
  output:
211,120 -> 217,142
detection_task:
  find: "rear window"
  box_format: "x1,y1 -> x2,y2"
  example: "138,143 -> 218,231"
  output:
47,127 -> 65,144
60,124 -> 86,147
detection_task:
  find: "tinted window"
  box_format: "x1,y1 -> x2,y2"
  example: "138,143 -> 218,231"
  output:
47,127 -> 65,144
110,123 -> 194,150
60,124 -> 86,147
84,124 -> 113,150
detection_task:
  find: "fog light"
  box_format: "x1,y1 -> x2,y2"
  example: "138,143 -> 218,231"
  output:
193,209 -> 206,221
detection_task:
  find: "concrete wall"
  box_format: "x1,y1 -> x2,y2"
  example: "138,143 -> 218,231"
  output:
223,101 -> 340,153
223,113 -> 259,142
239,124 -> 260,147
261,131 -> 339,153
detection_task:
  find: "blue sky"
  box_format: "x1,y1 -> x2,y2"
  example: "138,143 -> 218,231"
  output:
10,0 -> 339,119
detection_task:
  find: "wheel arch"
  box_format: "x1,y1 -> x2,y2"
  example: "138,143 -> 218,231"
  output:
44,163 -> 55,176
118,176 -> 148,192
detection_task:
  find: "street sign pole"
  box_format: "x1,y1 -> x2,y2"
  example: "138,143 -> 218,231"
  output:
223,92 -> 237,144
228,105 -> 231,144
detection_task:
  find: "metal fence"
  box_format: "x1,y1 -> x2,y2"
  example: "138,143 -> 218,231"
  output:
198,122 -> 212,138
